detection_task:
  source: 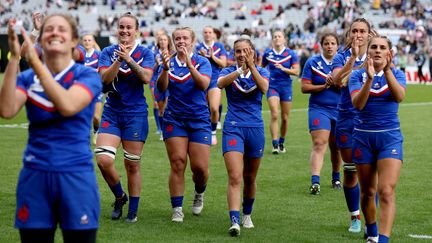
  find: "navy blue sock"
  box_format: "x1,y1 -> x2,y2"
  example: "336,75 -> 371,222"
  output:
128,196 -> 140,214
311,175 -> 320,185
272,139 -> 279,148
229,210 -> 240,225
170,196 -> 184,208
343,184 -> 360,213
195,184 -> 207,194
242,198 -> 255,215
278,137 -> 285,145
218,105 -> 223,122
332,172 -> 340,182
378,234 -> 389,243
153,108 -> 161,131
366,222 -> 378,237
211,122 -> 217,132
110,182 -> 125,198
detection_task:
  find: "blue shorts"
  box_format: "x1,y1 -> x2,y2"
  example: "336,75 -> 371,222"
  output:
308,107 -> 338,133
335,113 -> 354,149
222,124 -> 265,158
162,113 -> 211,145
207,78 -> 219,90
154,87 -> 169,102
266,86 -> 292,102
352,129 -> 403,164
99,109 -> 149,141
15,168 -> 100,230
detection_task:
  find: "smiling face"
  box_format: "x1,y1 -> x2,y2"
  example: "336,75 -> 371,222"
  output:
368,37 -> 391,66
350,21 -> 369,47
321,35 -> 338,59
39,15 -> 77,56
117,16 -> 137,45
82,34 -> 95,51
173,29 -> 194,54
234,40 -> 252,66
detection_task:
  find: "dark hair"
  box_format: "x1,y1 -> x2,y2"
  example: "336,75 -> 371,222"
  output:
320,33 -> 339,46
350,18 -> 371,33
39,13 -> 79,42
119,12 -> 139,30
233,38 -> 257,61
368,36 -> 392,50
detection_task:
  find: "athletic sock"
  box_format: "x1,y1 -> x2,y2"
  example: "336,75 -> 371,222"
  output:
343,184 -> 360,213
170,196 -> 184,208
195,184 -> 207,194
229,210 -> 240,225
311,175 -> 320,185
110,182 -> 125,198
128,196 -> 140,214
242,198 -> 255,215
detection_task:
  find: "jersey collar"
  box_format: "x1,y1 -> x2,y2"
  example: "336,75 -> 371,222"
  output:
320,54 -> 332,66
175,53 -> 194,67
203,41 -> 214,50
272,47 -> 286,55
374,70 -> 384,77
50,60 -> 75,81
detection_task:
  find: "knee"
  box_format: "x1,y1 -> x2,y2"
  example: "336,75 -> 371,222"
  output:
378,185 -> 396,204
170,157 -> 187,174
270,112 -> 278,121
228,172 -> 243,187
210,105 -> 219,114
95,146 -> 116,169
243,173 -> 256,186
312,138 -> 328,152
360,186 -> 376,199
125,161 -> 140,174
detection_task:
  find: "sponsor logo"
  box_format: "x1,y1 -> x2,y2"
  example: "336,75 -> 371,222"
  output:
80,214 -> 89,225
391,149 -> 398,155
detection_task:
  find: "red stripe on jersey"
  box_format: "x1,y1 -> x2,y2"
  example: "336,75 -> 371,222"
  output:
17,87 -> 28,95
28,97 -> 57,112
301,78 -> 312,84
350,90 -> 360,96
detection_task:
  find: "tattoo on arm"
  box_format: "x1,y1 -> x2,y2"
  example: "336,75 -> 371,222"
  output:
128,60 -> 146,78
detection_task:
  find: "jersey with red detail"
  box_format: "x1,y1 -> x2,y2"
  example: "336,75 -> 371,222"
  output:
83,48 -> 101,70
16,61 -> 102,171
163,53 -> 212,119
218,65 -> 269,127
195,41 -> 227,81
301,54 -> 340,109
349,68 -> 406,130
262,47 -> 298,88
98,43 -> 155,113
332,48 -> 366,114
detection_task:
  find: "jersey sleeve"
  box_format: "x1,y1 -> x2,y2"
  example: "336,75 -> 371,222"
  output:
348,70 -> 363,96
301,58 -> 313,82
75,45 -> 85,64
332,53 -> 344,70
75,68 -> 102,99
258,66 -> 270,80
393,68 -> 407,89
198,57 -> 212,79
217,43 -> 227,57
261,51 -> 269,67
16,72 -> 30,95
98,47 -> 113,69
218,66 -> 233,79
290,50 -> 299,65
141,48 -> 156,70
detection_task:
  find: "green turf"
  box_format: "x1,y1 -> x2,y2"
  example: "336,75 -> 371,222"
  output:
0,73 -> 431,242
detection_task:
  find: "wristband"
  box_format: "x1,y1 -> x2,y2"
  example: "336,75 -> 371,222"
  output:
31,29 -> 40,38
236,68 -> 243,75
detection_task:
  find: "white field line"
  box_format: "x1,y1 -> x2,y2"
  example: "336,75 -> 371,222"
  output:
1,102 -> 431,129
408,234 -> 432,239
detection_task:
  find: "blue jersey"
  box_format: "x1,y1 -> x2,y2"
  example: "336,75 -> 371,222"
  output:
16,61 -> 102,172
83,48 -> 101,70
349,68 -> 406,131
262,47 -> 298,88
219,65 -> 269,127
301,54 -> 340,109
332,49 -> 366,114
195,41 -> 227,80
164,53 -> 212,119
75,45 -> 86,64
99,43 -> 155,114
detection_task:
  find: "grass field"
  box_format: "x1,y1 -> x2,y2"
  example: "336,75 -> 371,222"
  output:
0,73 -> 431,242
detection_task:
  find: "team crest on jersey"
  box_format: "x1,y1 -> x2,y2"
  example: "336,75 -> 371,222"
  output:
317,61 -> 323,70
282,51 -> 288,56
30,75 -> 44,92
361,72 -> 367,83
373,82 -> 380,89
133,51 -> 141,59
